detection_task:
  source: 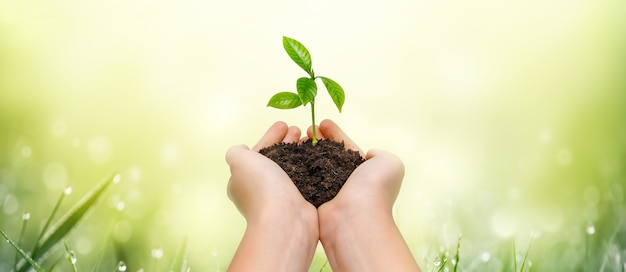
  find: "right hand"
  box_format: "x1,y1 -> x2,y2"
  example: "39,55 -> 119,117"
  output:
307,119 -> 405,214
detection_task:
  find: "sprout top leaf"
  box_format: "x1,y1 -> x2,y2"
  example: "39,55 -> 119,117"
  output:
269,36 -> 346,145
283,36 -> 313,77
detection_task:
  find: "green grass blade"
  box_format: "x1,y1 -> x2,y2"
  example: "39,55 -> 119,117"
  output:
20,173 -> 119,272
520,236 -> 533,272
170,235 -> 189,272
437,257 -> 448,272
65,242 -> 78,272
453,234 -> 462,272
0,228 -> 45,272
31,188 -> 70,257
513,239 -> 518,272
14,213 -> 31,270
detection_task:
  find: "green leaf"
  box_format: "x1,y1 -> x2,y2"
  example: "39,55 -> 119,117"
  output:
283,36 -> 313,76
267,92 -> 303,109
296,77 -> 317,106
19,173 -> 118,272
319,77 -> 345,112
0,228 -> 45,272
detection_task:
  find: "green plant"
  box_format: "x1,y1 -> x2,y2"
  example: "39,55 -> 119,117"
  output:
1,173 -> 118,272
267,36 -> 345,146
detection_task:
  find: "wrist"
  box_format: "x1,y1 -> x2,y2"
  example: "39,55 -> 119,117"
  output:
231,204 -> 319,271
318,199 -> 394,244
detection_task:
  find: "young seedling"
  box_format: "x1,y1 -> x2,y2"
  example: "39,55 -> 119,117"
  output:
267,36 -> 345,146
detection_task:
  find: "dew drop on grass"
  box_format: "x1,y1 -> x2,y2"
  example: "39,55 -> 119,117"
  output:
116,261 -> 127,272
64,187 -> 73,195
68,250 -> 77,264
22,212 -> 30,220
114,174 -> 122,184
586,225 -> 595,235
151,248 -> 163,259
433,258 -> 442,267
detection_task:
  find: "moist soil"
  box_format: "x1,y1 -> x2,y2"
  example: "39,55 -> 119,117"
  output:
259,139 -> 365,208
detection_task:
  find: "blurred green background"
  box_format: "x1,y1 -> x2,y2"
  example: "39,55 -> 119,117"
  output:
1,0 -> 625,271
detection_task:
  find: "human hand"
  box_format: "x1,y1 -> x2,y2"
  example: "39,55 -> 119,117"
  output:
307,119 -> 404,213
226,121 -> 313,221
311,119 -> 420,271
226,121 -> 319,271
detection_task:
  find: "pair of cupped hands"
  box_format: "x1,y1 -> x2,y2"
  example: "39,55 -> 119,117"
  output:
225,119 -> 420,271
226,119 -> 404,225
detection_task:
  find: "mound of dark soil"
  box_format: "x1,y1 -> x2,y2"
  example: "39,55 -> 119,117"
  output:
259,139 -> 365,208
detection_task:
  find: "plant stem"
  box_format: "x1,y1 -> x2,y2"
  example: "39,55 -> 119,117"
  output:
311,100 -> 317,146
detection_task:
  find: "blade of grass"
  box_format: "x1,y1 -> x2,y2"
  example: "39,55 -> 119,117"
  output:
600,217 -> 624,271
437,257 -> 448,272
31,187 -> 72,259
14,213 -> 31,270
19,173 -> 119,272
520,236 -> 534,272
453,234 -> 462,272
65,242 -> 78,272
0,228 -> 45,272
513,239 -> 518,272
170,235 -> 189,272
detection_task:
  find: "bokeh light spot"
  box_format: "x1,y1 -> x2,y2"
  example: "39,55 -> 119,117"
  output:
491,207 -> 517,238
51,119 -> 68,137
557,148 -> 573,166
43,162 -> 68,190
539,129 -> 552,145
21,146 -> 32,158
586,225 -> 595,235
87,136 -> 113,165
2,194 -> 18,215
480,252 -> 491,262
76,236 -> 93,255
151,248 -> 164,259
128,167 -> 142,182
161,143 -> 180,166
113,221 -> 133,243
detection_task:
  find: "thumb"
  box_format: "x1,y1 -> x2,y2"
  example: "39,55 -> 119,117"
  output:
225,144 -> 251,166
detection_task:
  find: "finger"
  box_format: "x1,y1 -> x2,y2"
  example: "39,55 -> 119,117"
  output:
363,149 -> 405,179
225,144 -> 250,166
283,126 -> 302,143
318,119 -> 363,155
252,121 -> 289,151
